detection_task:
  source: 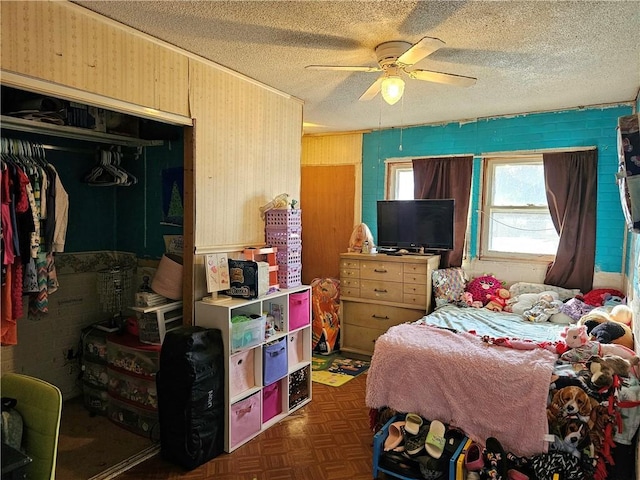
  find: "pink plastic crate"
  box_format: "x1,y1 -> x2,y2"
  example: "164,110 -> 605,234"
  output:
230,392 -> 261,448
289,290 -> 310,329
276,247 -> 302,268
265,209 -> 302,229
277,264 -> 302,289
262,380 -> 282,423
266,227 -> 302,249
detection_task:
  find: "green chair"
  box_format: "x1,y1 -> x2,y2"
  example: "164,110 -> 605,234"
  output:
1,373 -> 62,480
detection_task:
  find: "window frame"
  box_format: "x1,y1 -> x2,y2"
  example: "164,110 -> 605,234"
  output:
479,154 -> 557,263
385,160 -> 414,200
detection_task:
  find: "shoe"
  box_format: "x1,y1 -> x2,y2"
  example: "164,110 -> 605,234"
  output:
405,423 -> 430,456
425,420 -> 446,459
417,455 -> 446,479
405,412 -> 423,435
464,442 -> 484,471
383,421 -> 406,452
507,469 -> 529,480
483,437 -> 507,480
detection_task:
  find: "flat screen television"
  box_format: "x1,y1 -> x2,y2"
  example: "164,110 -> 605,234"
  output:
376,199 -> 455,251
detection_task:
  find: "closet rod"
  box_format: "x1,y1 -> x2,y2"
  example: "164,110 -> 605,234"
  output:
0,138 -> 141,157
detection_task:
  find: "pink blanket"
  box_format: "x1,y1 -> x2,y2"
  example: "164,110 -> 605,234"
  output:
365,323 -> 557,457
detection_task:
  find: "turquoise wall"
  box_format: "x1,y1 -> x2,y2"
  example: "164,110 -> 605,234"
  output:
362,105 -> 633,274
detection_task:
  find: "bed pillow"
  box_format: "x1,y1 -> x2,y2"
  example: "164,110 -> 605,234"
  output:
508,282 -> 581,302
432,268 -> 467,307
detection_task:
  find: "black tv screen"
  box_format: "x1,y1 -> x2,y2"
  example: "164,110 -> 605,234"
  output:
377,199 -> 455,251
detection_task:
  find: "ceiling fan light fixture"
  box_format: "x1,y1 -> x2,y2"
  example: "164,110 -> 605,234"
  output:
381,75 -> 405,105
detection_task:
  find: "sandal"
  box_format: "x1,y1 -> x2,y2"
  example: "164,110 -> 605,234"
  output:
405,413 -> 423,435
383,421 -> 406,452
464,442 -> 484,471
424,420 -> 446,459
483,437 -> 507,480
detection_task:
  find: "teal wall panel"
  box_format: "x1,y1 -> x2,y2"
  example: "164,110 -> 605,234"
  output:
363,105 -> 633,274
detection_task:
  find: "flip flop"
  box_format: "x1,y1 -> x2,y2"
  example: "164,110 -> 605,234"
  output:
383,421 -> 406,452
425,420 -> 446,459
405,413 -> 423,436
484,437 -> 507,480
464,442 -> 484,471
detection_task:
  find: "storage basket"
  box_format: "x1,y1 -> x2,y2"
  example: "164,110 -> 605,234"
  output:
265,209 -> 302,229
265,227 -> 302,249
278,264 -> 302,289
288,290 -> 310,329
262,380 -> 282,423
230,349 -> 256,398
276,247 -> 302,268
288,365 -> 310,409
230,392 -> 261,449
263,337 -> 288,385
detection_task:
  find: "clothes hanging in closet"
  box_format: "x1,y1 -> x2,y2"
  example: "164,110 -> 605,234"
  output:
0,139 -> 69,345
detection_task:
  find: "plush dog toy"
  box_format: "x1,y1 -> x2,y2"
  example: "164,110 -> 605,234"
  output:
587,354 -> 639,389
547,385 -> 594,424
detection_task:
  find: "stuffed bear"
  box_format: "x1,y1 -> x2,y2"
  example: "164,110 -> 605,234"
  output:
466,274 -> 503,306
485,288 -> 510,312
579,310 -> 634,350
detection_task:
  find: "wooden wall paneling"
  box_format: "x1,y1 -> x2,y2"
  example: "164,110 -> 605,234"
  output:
189,59 -> 303,252
301,133 -> 363,166
183,124 -> 196,324
154,46 -> 190,116
301,165 -> 356,283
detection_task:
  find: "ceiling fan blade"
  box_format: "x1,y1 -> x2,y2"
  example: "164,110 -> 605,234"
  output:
408,69 -> 477,87
359,76 -> 384,101
305,65 -> 381,73
397,36 -> 445,66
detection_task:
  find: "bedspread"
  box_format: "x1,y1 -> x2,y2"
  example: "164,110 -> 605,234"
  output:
365,323 -> 558,457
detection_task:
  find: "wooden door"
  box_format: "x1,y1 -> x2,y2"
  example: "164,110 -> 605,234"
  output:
301,165 -> 355,283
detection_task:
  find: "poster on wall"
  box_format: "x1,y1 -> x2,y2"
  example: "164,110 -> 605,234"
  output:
617,113 -> 640,233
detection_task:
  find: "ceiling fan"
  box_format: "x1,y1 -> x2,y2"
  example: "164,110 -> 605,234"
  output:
305,37 -> 477,105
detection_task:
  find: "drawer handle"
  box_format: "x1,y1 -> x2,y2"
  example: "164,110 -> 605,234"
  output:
374,288 -> 388,293
371,314 -> 390,320
374,268 -> 388,273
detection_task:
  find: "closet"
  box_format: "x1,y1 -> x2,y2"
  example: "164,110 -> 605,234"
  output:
0,84 -> 185,478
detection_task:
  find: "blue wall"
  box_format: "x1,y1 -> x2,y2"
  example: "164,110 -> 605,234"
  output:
362,105 -> 633,274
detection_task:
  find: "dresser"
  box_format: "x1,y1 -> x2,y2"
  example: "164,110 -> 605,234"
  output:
339,253 -> 440,356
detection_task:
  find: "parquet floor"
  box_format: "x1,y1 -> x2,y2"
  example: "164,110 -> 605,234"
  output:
116,373 -> 378,480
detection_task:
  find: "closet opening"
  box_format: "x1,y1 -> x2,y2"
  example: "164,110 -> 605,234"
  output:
1,84 -> 191,479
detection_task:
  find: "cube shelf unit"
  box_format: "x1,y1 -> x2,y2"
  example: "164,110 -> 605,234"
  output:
195,285 -> 312,452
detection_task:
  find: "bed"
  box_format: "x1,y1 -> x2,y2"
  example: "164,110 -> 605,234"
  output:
365,294 -> 640,479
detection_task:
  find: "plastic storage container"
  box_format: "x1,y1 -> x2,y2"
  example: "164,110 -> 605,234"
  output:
82,358 -> 109,388
276,247 -> 302,268
265,227 -> 302,249
135,302 -> 183,345
231,315 -> 266,352
278,264 -> 302,289
230,392 -> 261,449
229,349 -> 256,398
263,337 -> 288,385
107,367 -> 158,409
83,381 -> 109,415
108,394 -> 159,438
288,291 -> 310,330
107,332 -> 161,377
262,380 -> 282,423
81,326 -> 108,362
265,209 -> 302,229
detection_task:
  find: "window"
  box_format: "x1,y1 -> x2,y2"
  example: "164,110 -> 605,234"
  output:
480,156 -> 558,260
386,161 -> 413,199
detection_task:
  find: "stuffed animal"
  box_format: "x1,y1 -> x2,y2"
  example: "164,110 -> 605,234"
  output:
523,292 -> 564,322
559,325 -> 638,362
610,304 -> 633,327
485,288 -> 510,312
547,385 -> 594,424
466,274 -> 503,306
588,354 -> 640,388
579,310 -> 634,350
507,290 -> 561,316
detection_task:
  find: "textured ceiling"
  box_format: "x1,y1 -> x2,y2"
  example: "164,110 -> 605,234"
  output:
72,1 -> 640,135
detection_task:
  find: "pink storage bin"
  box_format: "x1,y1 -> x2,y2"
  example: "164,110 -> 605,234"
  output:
288,291 -> 310,330
262,380 -> 282,423
263,337 -> 288,385
288,331 -> 304,366
230,349 -> 255,398
230,392 -> 261,448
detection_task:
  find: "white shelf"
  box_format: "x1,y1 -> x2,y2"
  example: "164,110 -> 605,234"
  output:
195,286 -> 312,453
1,115 -> 164,147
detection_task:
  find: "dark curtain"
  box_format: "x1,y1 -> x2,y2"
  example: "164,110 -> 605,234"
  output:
412,156 -> 473,268
543,150 -> 597,293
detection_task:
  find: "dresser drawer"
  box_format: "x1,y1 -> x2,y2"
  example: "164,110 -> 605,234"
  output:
341,286 -> 361,298
403,283 -> 427,297
342,301 -> 425,331
403,293 -> 427,307
340,268 -> 360,280
342,324 -> 384,355
340,258 -> 361,270
359,260 -> 403,282
340,277 -> 360,289
359,279 -> 403,303
404,272 -> 427,285
404,262 -> 428,275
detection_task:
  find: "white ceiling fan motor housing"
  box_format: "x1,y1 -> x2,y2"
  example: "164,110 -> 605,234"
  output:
375,41 -> 412,69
